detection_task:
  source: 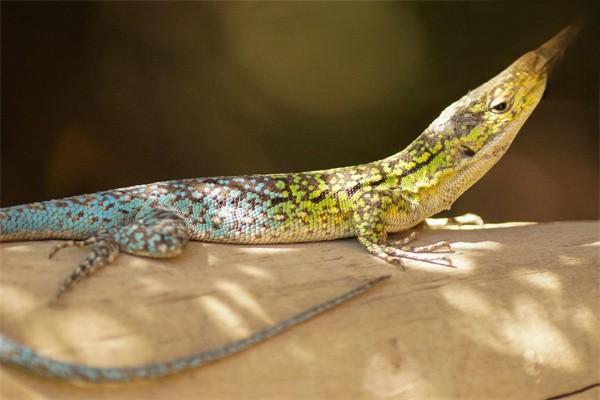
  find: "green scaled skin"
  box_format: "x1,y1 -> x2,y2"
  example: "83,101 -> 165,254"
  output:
0,26 -> 578,382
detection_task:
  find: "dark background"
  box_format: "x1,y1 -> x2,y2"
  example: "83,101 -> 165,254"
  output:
1,1 -> 598,221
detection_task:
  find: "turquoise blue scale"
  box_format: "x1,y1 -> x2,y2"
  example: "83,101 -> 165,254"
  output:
0,175 -> 296,246
0,193 -> 146,241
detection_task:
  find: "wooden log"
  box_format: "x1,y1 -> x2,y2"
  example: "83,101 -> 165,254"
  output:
1,221 -> 598,399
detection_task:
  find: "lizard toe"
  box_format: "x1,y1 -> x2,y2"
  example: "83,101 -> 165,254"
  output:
48,238 -> 96,258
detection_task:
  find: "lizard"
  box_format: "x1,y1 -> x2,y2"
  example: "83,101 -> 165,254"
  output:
0,25 -> 578,382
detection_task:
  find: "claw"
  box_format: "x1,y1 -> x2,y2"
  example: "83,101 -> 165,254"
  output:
414,255 -> 454,268
393,251 -> 454,268
386,256 -> 406,271
373,241 -> 458,269
409,240 -> 452,253
440,256 -> 456,268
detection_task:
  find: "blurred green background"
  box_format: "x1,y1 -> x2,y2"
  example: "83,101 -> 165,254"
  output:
1,1 -> 598,221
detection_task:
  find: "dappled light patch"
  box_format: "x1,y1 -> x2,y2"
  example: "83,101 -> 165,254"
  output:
27,310 -> 152,367
572,307 -> 599,335
452,240 -> 504,251
425,220 -> 537,231
0,243 -> 40,253
558,255 -> 587,267
503,295 -> 580,372
214,280 -> 273,324
238,246 -> 300,255
199,295 -> 251,338
581,241 -> 599,247
0,283 -> 38,314
442,283 -> 494,318
514,270 -> 563,292
363,350 -> 428,398
442,284 -> 582,373
235,265 -> 272,279
437,241 -> 503,275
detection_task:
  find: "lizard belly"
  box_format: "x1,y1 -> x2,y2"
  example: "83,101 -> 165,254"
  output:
187,211 -> 356,244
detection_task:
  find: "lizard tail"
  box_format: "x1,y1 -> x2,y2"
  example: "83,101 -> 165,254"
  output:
0,194 -> 137,242
0,275 -> 390,382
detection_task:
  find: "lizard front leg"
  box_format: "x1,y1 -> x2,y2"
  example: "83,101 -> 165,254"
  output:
352,191 -> 453,269
50,207 -> 189,301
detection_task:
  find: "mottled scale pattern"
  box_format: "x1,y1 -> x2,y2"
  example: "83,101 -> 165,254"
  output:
1,169 -> 386,244
0,25 -> 577,382
0,192 -> 146,241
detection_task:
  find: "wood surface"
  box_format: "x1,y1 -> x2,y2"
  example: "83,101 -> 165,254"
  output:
1,221 -> 598,399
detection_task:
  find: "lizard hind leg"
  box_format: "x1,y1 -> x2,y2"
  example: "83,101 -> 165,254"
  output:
51,208 -> 189,303
113,208 -> 189,258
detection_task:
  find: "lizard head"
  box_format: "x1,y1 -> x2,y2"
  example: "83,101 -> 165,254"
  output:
443,24 -> 580,160
410,25 -> 580,199
448,26 -> 577,159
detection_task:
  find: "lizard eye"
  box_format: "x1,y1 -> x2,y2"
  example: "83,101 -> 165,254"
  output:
458,143 -> 476,157
489,99 -> 510,113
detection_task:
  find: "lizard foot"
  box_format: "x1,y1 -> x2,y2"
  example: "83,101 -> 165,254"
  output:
50,234 -> 119,304
49,238 -> 97,258
49,207 -> 189,303
365,242 -> 454,270
384,244 -> 454,268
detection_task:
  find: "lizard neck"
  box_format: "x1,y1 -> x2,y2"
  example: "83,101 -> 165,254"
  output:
375,121 -> 522,220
